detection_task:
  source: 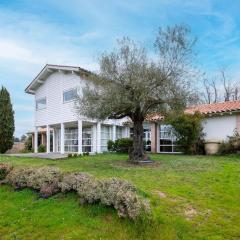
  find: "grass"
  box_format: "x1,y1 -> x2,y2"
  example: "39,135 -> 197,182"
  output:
0,153 -> 240,239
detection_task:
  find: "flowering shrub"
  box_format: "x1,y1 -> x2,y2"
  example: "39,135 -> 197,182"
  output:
5,166 -> 151,220
26,167 -> 62,197
59,172 -> 94,192
100,178 -> 136,206
7,167 -> 61,197
59,172 -> 102,203
0,163 -> 12,180
6,167 -> 35,189
59,174 -> 150,219
100,178 -> 150,219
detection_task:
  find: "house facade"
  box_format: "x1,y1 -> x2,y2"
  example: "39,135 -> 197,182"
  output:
25,64 -> 240,155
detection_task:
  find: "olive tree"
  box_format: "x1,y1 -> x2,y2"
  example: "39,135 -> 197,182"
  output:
77,25 -> 197,163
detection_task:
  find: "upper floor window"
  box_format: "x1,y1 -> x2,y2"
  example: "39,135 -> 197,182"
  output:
36,97 -> 46,110
63,88 -> 78,102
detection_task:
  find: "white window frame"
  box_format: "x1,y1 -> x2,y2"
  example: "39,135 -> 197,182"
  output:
64,128 -> 78,153
82,127 -> 93,153
116,126 -> 123,140
159,124 -> 181,153
101,125 -> 111,152
63,88 -> 78,103
36,97 -> 46,111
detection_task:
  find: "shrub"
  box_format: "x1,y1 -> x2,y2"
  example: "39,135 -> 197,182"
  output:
166,112 -> 204,154
0,163 -> 13,180
24,135 -> 33,152
77,177 -> 102,204
114,138 -> 133,153
5,167 -> 151,220
218,132 -> 240,155
68,153 -> 72,158
59,172 -> 94,192
107,140 -> 115,151
38,144 -> 46,153
60,173 -> 150,219
6,167 -> 35,189
99,178 -> 149,219
73,153 -> 78,158
83,152 -> 89,156
114,188 -> 150,219
26,167 -> 61,197
100,178 -> 136,206
7,167 -> 61,197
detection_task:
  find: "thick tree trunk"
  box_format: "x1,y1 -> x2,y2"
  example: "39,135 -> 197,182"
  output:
129,119 -> 145,163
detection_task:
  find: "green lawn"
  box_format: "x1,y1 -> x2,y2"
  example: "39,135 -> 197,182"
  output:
0,153 -> 240,240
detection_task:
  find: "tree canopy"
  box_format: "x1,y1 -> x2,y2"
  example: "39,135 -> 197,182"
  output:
77,25 -> 198,162
0,86 -> 15,153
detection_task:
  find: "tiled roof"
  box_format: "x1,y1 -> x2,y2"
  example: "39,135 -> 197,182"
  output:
185,100 -> 240,115
145,113 -> 164,121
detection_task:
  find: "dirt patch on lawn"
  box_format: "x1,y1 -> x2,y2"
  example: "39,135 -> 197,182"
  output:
184,205 -> 198,220
152,190 -> 167,198
113,160 -> 161,168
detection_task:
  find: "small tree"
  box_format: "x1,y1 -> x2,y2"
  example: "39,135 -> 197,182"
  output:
0,86 -> 15,153
21,134 -> 27,142
77,25 -> 197,163
25,135 -> 33,152
166,112 -> 204,154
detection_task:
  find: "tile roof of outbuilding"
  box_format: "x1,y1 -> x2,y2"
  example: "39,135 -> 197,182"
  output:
185,100 -> 240,115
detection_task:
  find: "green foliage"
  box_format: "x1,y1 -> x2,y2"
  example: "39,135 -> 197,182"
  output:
0,163 -> 12,180
107,140 -> 115,151
115,138 -> 133,153
166,112 -> 204,154
76,25 -> 197,162
218,132 -> 240,155
59,172 -> 93,192
24,135 -> 33,152
38,144 -> 46,153
59,172 -> 150,219
1,153 -> 240,238
0,86 -> 15,153
6,167 -> 35,189
5,165 -> 150,220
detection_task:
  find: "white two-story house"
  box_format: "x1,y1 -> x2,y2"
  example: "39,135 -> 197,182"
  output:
25,64 -> 240,155
25,64 -> 132,155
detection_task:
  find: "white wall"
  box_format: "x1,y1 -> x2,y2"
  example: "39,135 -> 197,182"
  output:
202,114 -> 237,141
34,71 -> 127,127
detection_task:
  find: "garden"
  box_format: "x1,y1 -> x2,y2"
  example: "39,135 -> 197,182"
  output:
0,153 -> 240,239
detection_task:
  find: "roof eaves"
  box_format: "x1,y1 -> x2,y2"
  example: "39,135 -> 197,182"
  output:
25,64 -> 93,94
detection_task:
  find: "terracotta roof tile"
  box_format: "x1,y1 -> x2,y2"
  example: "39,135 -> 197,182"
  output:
185,100 -> 240,115
145,113 -> 164,121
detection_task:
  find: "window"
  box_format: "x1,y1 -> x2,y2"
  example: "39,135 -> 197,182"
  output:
101,125 -> 111,152
36,98 -> 46,110
64,128 -> 78,152
63,88 -> 77,102
116,126 -> 123,139
82,127 -> 92,153
144,127 -> 151,152
159,125 -> 181,153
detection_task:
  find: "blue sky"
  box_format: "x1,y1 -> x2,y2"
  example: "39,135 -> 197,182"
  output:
0,0 -> 240,137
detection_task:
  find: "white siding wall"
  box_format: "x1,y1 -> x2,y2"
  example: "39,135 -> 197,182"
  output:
202,114 -> 237,141
34,71 -> 127,127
